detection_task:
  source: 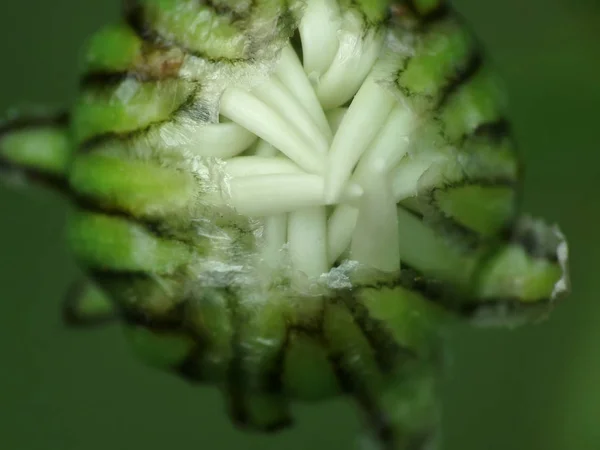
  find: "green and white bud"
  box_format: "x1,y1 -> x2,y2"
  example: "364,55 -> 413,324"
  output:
1,1 -> 569,449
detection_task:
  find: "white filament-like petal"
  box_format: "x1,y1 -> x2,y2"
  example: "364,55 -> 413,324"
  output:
253,139 -> 278,157
350,172 -> 400,273
325,77 -> 396,203
299,0 -> 340,78
327,204 -> 359,265
227,174 -> 363,217
228,174 -> 326,216
390,152 -> 448,201
276,45 -> 332,140
288,207 -> 328,284
325,107 -> 412,265
253,78 -> 329,154
260,214 -> 288,268
339,183 -> 364,207
154,121 -> 257,158
326,108 -> 348,134
316,15 -> 384,110
224,156 -> 303,177
220,88 -> 324,174
353,105 -> 415,188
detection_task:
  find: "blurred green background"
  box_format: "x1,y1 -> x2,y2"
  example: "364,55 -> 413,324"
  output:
0,1 -> 598,449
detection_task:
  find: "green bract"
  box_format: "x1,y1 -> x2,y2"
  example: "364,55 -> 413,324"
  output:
0,1 -> 569,449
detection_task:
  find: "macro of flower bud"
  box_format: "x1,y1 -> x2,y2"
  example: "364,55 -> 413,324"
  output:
0,1 -> 569,449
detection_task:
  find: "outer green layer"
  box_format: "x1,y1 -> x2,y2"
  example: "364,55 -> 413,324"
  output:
397,20 -> 474,103
72,79 -> 194,144
69,154 -> 198,220
68,211 -> 191,274
133,0 -> 294,61
0,128 -> 69,176
340,0 -> 390,23
81,24 -> 143,73
62,281 -> 117,326
0,113 -> 71,191
124,326 -> 195,369
434,185 -> 516,236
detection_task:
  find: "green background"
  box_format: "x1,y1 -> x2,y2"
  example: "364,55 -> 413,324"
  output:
0,1 -> 598,449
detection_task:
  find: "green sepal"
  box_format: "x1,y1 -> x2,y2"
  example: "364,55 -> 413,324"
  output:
474,218 -> 568,304
340,0 -> 390,23
324,302 -> 382,391
1,128 -> 69,177
183,289 -> 234,382
363,362 -> 440,449
72,79 -> 194,144
433,185 -> 517,236
409,0 -> 445,15
235,290 -> 290,392
477,245 -> 563,302
396,205 -> 480,290
133,0 -> 294,62
358,285 -> 446,360
438,69 -> 507,142
124,325 -> 194,369
283,332 -> 341,401
69,153 -> 198,220
138,0 -> 247,60
397,20 -> 475,108
62,280 -> 117,327
80,23 -> 143,74
226,392 -> 292,433
93,273 -> 185,321
67,210 -> 191,274
0,110 -> 70,190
